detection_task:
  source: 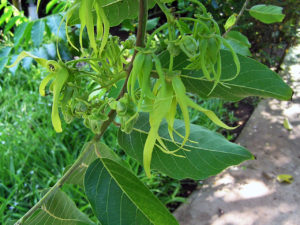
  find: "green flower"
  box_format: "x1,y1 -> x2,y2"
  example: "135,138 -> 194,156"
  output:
8,52 -> 69,133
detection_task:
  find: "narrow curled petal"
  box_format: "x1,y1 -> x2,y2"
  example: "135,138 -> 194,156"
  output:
65,3 -> 80,51
80,0 -> 97,54
39,73 -> 55,96
143,125 -> 159,178
144,82 -> 173,177
6,51 -> 47,68
172,76 -> 190,146
207,51 -> 222,96
165,97 -> 177,141
186,97 -> 238,130
219,36 -> 240,81
51,67 -> 69,133
52,80 -> 63,133
95,3 -> 110,55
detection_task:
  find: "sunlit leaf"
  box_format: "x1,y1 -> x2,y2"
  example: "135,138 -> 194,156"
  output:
283,117 -> 293,131
276,174 -> 293,184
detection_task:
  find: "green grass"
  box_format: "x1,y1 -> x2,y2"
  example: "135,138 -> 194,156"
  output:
0,66 -> 94,223
0,65 -> 237,224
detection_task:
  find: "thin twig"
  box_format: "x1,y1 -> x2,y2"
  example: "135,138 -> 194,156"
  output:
223,0 -> 250,37
15,1 -> 149,224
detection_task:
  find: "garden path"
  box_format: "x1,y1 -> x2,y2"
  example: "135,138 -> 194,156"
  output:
174,44 -> 300,225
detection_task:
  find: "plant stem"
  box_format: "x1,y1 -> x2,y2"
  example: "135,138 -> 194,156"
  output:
155,0 -> 173,22
223,0 -> 250,37
15,1 -> 149,224
136,0 -> 148,48
115,0 -> 149,99
155,0 -> 175,71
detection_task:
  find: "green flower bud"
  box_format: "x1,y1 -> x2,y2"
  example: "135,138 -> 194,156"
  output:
62,106 -> 74,124
167,41 -> 181,57
179,36 -> 198,58
122,36 -> 136,49
116,101 -> 127,116
121,113 -> 139,134
75,102 -> 88,115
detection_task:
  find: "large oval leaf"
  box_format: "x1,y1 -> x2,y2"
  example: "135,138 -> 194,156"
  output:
118,113 -> 253,180
84,158 -> 179,225
14,21 -> 33,48
249,4 -> 285,24
160,50 -> 293,101
68,0 -> 155,27
23,190 -> 95,225
31,20 -> 45,47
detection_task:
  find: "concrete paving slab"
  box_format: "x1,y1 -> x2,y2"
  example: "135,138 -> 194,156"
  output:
174,45 -> 300,225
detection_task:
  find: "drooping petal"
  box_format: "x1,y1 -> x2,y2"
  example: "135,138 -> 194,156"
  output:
39,73 -> 55,96
186,97 -> 238,130
172,76 -> 190,147
7,51 -> 48,68
50,66 -> 69,133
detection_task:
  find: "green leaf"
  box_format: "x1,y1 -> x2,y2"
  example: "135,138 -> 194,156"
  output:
283,117 -> 293,131
31,19 -> 45,47
14,22 -> 33,48
68,0 -> 155,27
249,4 -> 285,24
223,31 -> 251,56
146,17 -> 159,31
23,22 -> 34,48
160,50 -> 293,101
23,190 -> 95,225
66,141 -> 129,187
0,46 -> 12,72
44,43 -> 57,59
118,113 -> 253,180
225,31 -> 251,48
46,14 -> 66,40
84,158 -> 179,225
224,13 -> 237,31
0,46 -> 12,58
276,174 -> 293,184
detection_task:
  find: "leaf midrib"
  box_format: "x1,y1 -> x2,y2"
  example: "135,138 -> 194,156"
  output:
100,158 -> 155,225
